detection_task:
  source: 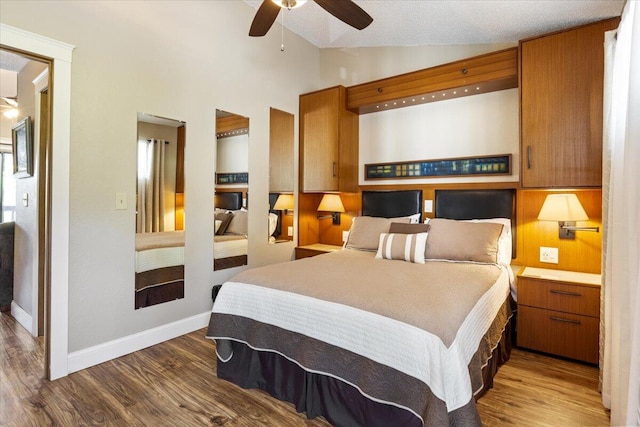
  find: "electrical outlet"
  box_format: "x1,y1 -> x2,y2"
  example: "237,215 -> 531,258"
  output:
287,226 -> 293,237
540,246 -> 559,264
342,230 -> 349,242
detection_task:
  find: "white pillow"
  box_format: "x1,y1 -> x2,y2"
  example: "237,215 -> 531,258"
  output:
465,218 -> 512,266
375,232 -> 428,264
268,212 -> 278,236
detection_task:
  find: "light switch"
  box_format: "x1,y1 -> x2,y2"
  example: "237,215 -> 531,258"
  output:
22,193 -> 29,207
424,200 -> 433,213
115,192 -> 127,210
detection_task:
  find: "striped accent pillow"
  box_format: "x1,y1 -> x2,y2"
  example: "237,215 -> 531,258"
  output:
375,232 -> 428,264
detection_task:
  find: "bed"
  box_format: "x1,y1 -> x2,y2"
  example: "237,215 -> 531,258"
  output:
214,192 -> 248,270
135,231 -> 184,309
206,189 -> 516,426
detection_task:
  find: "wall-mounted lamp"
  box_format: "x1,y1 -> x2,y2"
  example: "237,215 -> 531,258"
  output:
273,193 -> 294,215
537,193 -> 600,239
317,194 -> 345,225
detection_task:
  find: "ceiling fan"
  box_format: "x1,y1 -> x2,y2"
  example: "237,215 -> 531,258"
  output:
249,0 -> 373,37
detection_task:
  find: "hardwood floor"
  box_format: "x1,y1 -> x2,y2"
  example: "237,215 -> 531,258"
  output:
1,311 -> 610,426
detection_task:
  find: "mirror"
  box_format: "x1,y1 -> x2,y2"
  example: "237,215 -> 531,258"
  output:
214,109 -> 249,270
135,112 -> 185,309
268,108 -> 295,243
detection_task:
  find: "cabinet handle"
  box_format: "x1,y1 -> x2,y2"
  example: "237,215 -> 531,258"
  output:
550,290 -> 582,297
332,161 -> 337,177
526,145 -> 532,169
550,316 -> 581,325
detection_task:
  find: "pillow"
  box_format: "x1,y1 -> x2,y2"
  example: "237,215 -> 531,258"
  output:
425,218 -> 503,264
375,232 -> 428,264
215,219 -> 222,234
215,212 -> 233,235
344,216 -> 411,252
465,218 -> 512,266
389,222 -> 430,234
268,212 -> 278,236
225,210 -> 248,235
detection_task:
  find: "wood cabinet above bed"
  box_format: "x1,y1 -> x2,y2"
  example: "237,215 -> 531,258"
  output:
299,86 -> 359,193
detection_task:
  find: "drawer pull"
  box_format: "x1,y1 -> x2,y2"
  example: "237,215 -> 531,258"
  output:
550,316 -> 581,325
550,290 -> 582,297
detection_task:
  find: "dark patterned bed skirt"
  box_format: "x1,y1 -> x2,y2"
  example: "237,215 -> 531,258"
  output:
215,303 -> 515,426
135,281 -> 184,309
214,255 -> 248,271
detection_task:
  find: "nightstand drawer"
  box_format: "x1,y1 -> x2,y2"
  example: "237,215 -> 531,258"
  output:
518,277 -> 600,317
518,305 -> 599,364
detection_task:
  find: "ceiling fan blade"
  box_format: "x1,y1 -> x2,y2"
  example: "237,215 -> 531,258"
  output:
249,0 -> 282,37
314,0 -> 373,30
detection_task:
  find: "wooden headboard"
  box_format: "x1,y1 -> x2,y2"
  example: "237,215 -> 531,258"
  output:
214,192 -> 243,211
435,189 -> 516,257
362,190 -> 422,218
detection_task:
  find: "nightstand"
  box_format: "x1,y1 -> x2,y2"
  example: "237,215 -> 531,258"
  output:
517,267 -> 601,364
295,244 -> 342,260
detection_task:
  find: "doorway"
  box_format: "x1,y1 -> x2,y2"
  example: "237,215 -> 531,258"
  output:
0,47 -> 52,377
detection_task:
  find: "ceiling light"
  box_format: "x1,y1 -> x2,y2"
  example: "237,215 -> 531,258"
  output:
272,0 -> 307,9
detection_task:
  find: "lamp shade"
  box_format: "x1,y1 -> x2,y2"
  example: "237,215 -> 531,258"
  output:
537,194 -> 589,221
317,194 -> 345,213
273,194 -> 294,211
272,0 -> 307,9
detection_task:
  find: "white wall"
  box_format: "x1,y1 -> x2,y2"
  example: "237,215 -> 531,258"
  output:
0,1 -> 319,353
217,134 -> 249,174
11,60 -> 47,319
320,44 -> 519,185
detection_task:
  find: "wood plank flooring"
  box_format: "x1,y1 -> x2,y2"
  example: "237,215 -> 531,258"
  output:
1,312 -> 610,426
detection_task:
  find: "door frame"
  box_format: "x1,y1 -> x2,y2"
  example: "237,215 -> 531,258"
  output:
1,23 -> 74,380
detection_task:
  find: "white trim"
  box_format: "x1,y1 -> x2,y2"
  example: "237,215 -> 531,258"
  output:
1,23 -> 75,380
32,69 -> 48,88
67,311 -> 211,374
11,301 -> 33,332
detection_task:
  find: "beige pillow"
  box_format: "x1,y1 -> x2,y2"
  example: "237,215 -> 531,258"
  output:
425,218 -> 503,263
344,216 -> 411,252
375,232 -> 428,264
225,210 -> 248,235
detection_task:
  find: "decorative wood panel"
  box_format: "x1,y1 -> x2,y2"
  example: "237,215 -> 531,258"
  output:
347,47 -> 518,114
269,108 -> 294,192
216,114 -> 249,137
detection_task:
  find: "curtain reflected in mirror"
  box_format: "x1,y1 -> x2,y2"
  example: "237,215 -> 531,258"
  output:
135,113 -> 185,309
214,109 -> 249,270
268,108 -> 294,243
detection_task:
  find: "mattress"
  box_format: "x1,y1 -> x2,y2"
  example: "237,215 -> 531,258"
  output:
207,249 -> 512,424
214,235 -> 248,259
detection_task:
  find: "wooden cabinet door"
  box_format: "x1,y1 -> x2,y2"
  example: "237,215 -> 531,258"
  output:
520,18 -> 618,188
300,87 -> 340,192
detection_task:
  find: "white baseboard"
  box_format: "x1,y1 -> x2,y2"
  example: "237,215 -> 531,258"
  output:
67,311 -> 211,374
11,301 -> 33,333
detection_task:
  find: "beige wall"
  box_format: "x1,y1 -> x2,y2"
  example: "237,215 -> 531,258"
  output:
0,0 -> 320,353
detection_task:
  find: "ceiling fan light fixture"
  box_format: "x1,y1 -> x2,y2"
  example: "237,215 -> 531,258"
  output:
271,0 -> 307,10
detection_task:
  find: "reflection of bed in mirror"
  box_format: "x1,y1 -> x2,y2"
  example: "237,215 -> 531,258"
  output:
214,191 -> 248,270
135,231 -> 184,309
207,189 -> 517,426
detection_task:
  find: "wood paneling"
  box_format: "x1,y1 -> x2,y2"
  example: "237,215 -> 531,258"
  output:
347,48 -> 518,114
1,312 -> 609,426
269,108 -> 294,193
520,18 -> 619,188
216,114 -> 249,137
517,189 -> 602,273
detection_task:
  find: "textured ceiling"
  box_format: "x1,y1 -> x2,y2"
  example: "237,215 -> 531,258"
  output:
244,0 -> 624,48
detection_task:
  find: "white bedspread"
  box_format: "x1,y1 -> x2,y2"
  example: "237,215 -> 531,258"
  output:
212,264 -> 510,414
